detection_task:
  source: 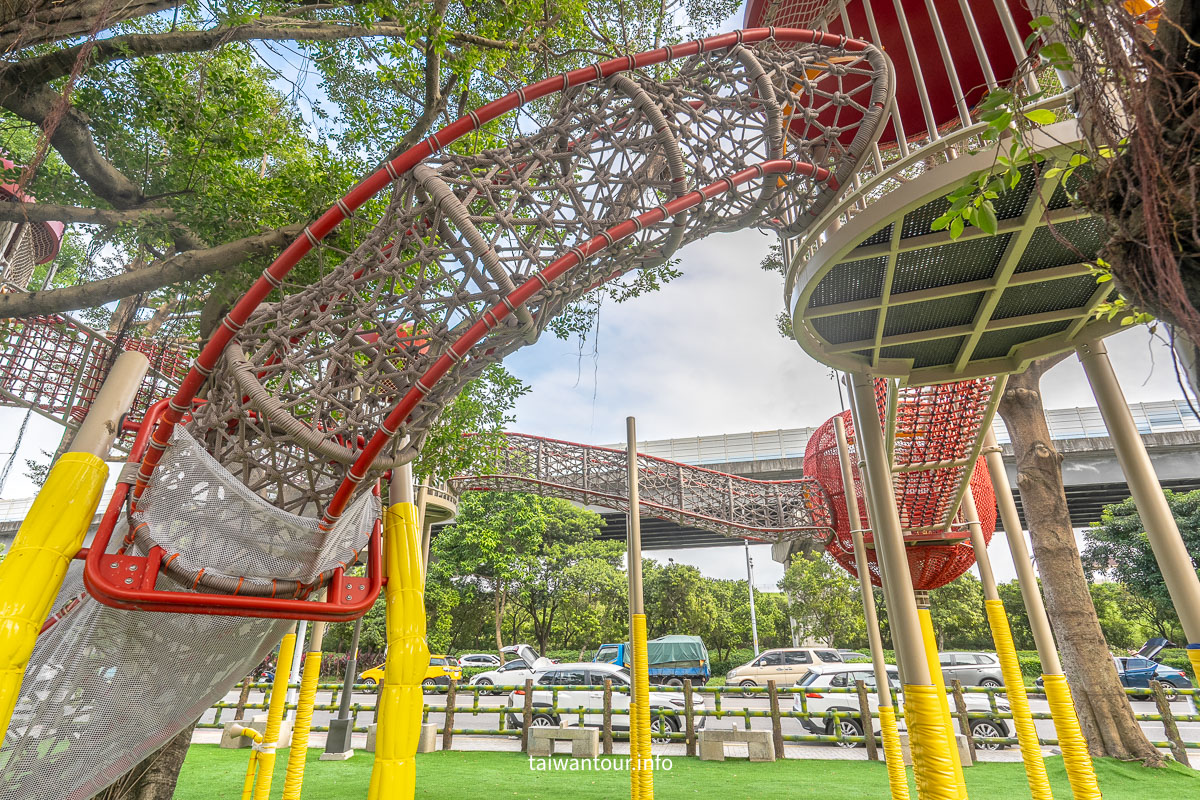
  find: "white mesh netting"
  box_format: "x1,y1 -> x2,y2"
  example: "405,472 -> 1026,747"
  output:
0,432 -> 379,800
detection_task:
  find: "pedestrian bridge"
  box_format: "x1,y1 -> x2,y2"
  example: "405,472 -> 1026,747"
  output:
590,399 -> 1200,550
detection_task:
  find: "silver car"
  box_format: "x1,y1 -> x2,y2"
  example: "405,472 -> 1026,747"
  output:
938,651 -> 1004,687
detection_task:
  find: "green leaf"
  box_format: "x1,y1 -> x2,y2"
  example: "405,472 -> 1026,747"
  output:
976,202 -> 998,236
1029,15 -> 1055,29
949,215 -> 965,239
931,214 -> 951,231
1096,273 -> 1112,282
1023,109 -> 1057,125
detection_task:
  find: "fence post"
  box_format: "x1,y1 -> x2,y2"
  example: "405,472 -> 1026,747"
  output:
521,678 -> 534,753
951,680 -> 975,763
603,679 -> 614,755
855,679 -> 877,761
683,679 -> 696,757
234,676 -> 253,721
1151,680 -> 1190,766
767,680 -> 784,760
442,679 -> 457,751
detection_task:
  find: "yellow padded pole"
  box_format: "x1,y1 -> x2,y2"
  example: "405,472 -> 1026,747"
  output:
254,628 -> 297,800
904,683 -> 961,800
1189,649 -> 1200,689
282,634 -> 324,799
0,452 -> 106,736
878,705 -> 909,799
631,613 -> 653,800
230,723 -> 265,800
917,607 -> 967,800
1041,675 -> 1102,800
367,501 -> 427,800
985,600 -> 1052,800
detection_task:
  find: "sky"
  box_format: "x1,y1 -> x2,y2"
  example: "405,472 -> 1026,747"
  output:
1,2 -> 1193,594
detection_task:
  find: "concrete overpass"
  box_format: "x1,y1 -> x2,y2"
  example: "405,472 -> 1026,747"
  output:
591,400 -> 1200,551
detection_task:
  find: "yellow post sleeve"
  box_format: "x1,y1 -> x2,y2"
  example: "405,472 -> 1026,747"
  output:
878,705 -> 910,800
1188,647 -> 1200,689
281,648 -> 323,799
0,452 -> 106,735
904,683 -> 961,800
984,600 -> 1053,800
1041,674 -> 1102,800
367,502 -> 427,800
632,613 -> 653,800
253,630 -> 297,800
917,608 -> 967,800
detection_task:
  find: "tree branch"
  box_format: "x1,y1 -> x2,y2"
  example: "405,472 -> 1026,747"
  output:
0,201 -> 176,225
0,223 -> 304,318
8,17 -> 533,85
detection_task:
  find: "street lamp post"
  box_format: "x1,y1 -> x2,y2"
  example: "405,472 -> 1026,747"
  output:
745,540 -> 760,656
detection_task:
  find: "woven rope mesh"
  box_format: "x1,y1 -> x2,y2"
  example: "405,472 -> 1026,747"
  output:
803,377 -> 999,591
185,36 -> 888,514
0,430 -> 377,798
132,427 -> 378,594
449,433 -> 833,541
0,561 -> 290,800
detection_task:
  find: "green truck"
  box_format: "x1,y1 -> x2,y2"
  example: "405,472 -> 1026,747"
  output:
592,635 -> 710,686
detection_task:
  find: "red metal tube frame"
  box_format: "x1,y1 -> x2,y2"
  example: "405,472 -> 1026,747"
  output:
83,400 -> 383,620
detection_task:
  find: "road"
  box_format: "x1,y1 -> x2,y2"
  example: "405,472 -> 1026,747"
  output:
196,684 -> 1200,762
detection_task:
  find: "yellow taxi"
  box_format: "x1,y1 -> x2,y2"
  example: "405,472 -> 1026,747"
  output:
359,655 -> 463,686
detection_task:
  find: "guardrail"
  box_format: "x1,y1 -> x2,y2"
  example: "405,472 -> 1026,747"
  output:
202,679 -> 1200,760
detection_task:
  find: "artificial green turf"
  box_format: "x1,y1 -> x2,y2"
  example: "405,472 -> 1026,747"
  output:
174,744 -> 1198,799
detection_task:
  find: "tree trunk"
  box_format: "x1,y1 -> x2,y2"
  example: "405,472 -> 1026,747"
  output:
93,719 -> 198,800
999,364 -> 1163,764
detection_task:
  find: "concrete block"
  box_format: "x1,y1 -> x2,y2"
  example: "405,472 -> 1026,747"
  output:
698,738 -> 726,762
417,724 -> 438,753
697,727 -> 774,762
527,727 -> 599,758
365,724 -> 376,753
321,717 -> 355,760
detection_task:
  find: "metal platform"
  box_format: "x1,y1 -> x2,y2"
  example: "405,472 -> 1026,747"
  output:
789,121 -> 1123,385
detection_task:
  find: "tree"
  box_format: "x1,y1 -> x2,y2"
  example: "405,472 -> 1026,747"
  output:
998,358 -> 1161,764
778,552 -> 865,648
929,574 -> 988,651
428,491 -> 545,659
1084,489 -> 1200,642
512,501 -> 624,654
642,560 -> 717,640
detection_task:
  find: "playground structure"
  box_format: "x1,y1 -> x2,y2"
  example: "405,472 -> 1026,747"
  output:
0,4 -> 1197,800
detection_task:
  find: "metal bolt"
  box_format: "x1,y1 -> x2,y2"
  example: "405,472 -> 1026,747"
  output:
110,561 -> 119,569
359,584 -> 366,591
345,594 -> 353,601
128,564 -> 138,571
124,577 -> 133,585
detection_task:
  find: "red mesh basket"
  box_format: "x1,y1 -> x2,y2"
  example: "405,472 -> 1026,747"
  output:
804,409 -> 997,590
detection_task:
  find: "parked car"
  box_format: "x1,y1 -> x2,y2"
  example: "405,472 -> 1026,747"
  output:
794,664 -> 1011,750
938,651 -> 1004,687
469,658 -> 539,694
592,635 -> 711,686
359,654 -> 463,687
726,647 -> 843,695
504,661 -> 705,742
1036,656 -> 1191,692
458,653 -> 502,667
838,650 -> 871,663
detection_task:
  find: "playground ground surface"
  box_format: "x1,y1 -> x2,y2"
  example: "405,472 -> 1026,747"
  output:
176,745 -> 1198,799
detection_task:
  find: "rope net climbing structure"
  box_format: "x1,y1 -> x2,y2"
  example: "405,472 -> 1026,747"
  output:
451,432 -> 834,542
144,28 -> 890,524
3,29 -> 891,800
804,378 -> 998,590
